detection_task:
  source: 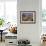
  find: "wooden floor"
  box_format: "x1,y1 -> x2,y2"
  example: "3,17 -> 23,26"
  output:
0,41 -> 46,46
0,41 -> 5,46
41,42 -> 46,46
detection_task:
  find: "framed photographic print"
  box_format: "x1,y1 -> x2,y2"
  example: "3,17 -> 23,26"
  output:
20,11 -> 36,24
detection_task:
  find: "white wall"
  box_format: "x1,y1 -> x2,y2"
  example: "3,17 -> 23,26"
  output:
17,0 -> 42,46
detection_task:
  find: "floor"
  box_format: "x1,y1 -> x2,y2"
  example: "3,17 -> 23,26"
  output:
0,41 -> 5,46
0,41 -> 46,46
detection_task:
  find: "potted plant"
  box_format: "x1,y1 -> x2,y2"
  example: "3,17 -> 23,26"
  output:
0,18 -> 5,27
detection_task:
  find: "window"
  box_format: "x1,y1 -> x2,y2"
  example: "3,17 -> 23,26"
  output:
5,1 -> 17,25
42,0 -> 46,26
42,0 -> 46,33
0,0 -> 17,26
0,1 -> 4,18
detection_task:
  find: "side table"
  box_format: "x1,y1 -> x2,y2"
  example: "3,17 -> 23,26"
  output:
5,33 -> 17,46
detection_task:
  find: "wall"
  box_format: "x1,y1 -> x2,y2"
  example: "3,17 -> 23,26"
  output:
17,0 -> 42,46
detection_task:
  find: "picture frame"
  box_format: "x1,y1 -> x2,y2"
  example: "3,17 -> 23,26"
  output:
20,11 -> 36,24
